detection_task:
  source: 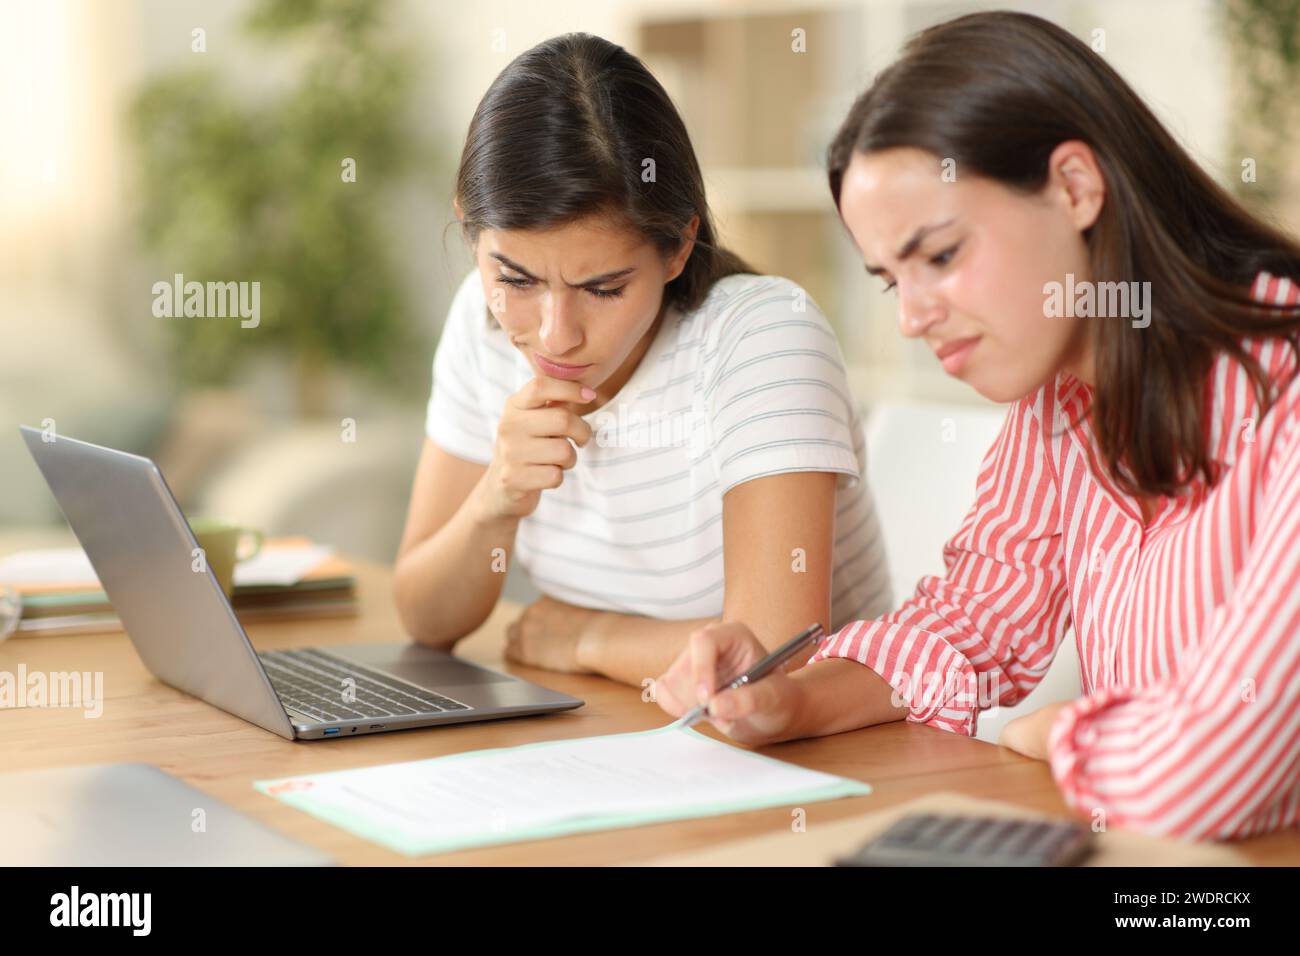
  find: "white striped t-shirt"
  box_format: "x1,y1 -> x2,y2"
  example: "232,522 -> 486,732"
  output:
425,269 -> 893,628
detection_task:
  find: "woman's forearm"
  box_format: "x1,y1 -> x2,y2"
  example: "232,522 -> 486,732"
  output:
393,477 -> 521,649
783,657 -> 909,741
579,612 -> 719,688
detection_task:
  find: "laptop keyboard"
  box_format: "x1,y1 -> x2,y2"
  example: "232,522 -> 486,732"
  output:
259,648 -> 470,724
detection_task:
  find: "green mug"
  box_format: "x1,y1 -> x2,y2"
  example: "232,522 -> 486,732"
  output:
188,517 -> 264,597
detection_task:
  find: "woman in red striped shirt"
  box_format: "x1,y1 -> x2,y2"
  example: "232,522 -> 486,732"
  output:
654,11 -> 1300,840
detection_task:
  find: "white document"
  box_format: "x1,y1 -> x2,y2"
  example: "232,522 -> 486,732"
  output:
0,544 -> 331,589
0,548 -> 96,586
232,545 -> 332,587
257,722 -> 871,855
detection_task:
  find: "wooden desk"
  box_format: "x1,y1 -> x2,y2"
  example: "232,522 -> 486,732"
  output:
3,560 -> 1298,865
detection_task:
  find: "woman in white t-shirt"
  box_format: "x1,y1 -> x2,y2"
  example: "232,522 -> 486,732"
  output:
395,32 -> 891,686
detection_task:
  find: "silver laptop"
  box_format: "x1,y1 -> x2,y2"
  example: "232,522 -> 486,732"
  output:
20,426 -> 583,740
0,763 -> 335,865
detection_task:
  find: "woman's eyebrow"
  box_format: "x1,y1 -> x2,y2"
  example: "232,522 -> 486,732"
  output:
863,218 -> 958,274
489,253 -> 636,286
490,253 -> 540,280
572,266 -> 636,286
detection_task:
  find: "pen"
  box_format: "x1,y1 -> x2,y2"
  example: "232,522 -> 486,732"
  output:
678,622 -> 827,730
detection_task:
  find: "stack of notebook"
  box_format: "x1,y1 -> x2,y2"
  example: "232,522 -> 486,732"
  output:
0,537 -> 357,637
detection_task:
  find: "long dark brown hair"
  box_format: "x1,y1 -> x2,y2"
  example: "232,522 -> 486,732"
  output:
454,32 -> 751,315
827,11 -> 1300,498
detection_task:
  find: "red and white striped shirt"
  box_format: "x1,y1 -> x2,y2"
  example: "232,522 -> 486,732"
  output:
811,271 -> 1300,840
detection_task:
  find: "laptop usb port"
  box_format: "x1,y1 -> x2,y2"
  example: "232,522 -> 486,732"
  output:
323,728 -> 341,736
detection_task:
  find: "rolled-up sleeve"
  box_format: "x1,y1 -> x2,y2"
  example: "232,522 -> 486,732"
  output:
703,278 -> 863,495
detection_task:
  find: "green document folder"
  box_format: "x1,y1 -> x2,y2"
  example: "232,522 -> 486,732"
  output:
255,720 -> 872,856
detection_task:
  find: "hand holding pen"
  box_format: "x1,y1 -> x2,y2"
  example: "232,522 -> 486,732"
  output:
654,621 -> 828,746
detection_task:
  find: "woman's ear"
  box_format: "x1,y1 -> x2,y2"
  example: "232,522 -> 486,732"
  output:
1047,140 -> 1105,233
453,197 -> 464,221
666,215 -> 701,282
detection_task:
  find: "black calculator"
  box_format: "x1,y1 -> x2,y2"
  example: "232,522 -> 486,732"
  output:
834,813 -> 1094,867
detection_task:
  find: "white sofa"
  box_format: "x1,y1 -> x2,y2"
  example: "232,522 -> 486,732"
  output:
863,400 -> 1082,743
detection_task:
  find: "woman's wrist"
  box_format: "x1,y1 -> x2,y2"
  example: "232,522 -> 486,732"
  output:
574,608 -> 611,674
778,669 -> 817,741
787,657 -> 904,739
465,475 -> 520,532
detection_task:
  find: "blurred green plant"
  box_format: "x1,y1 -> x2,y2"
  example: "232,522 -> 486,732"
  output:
128,0 -> 435,411
1221,0 -> 1300,208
